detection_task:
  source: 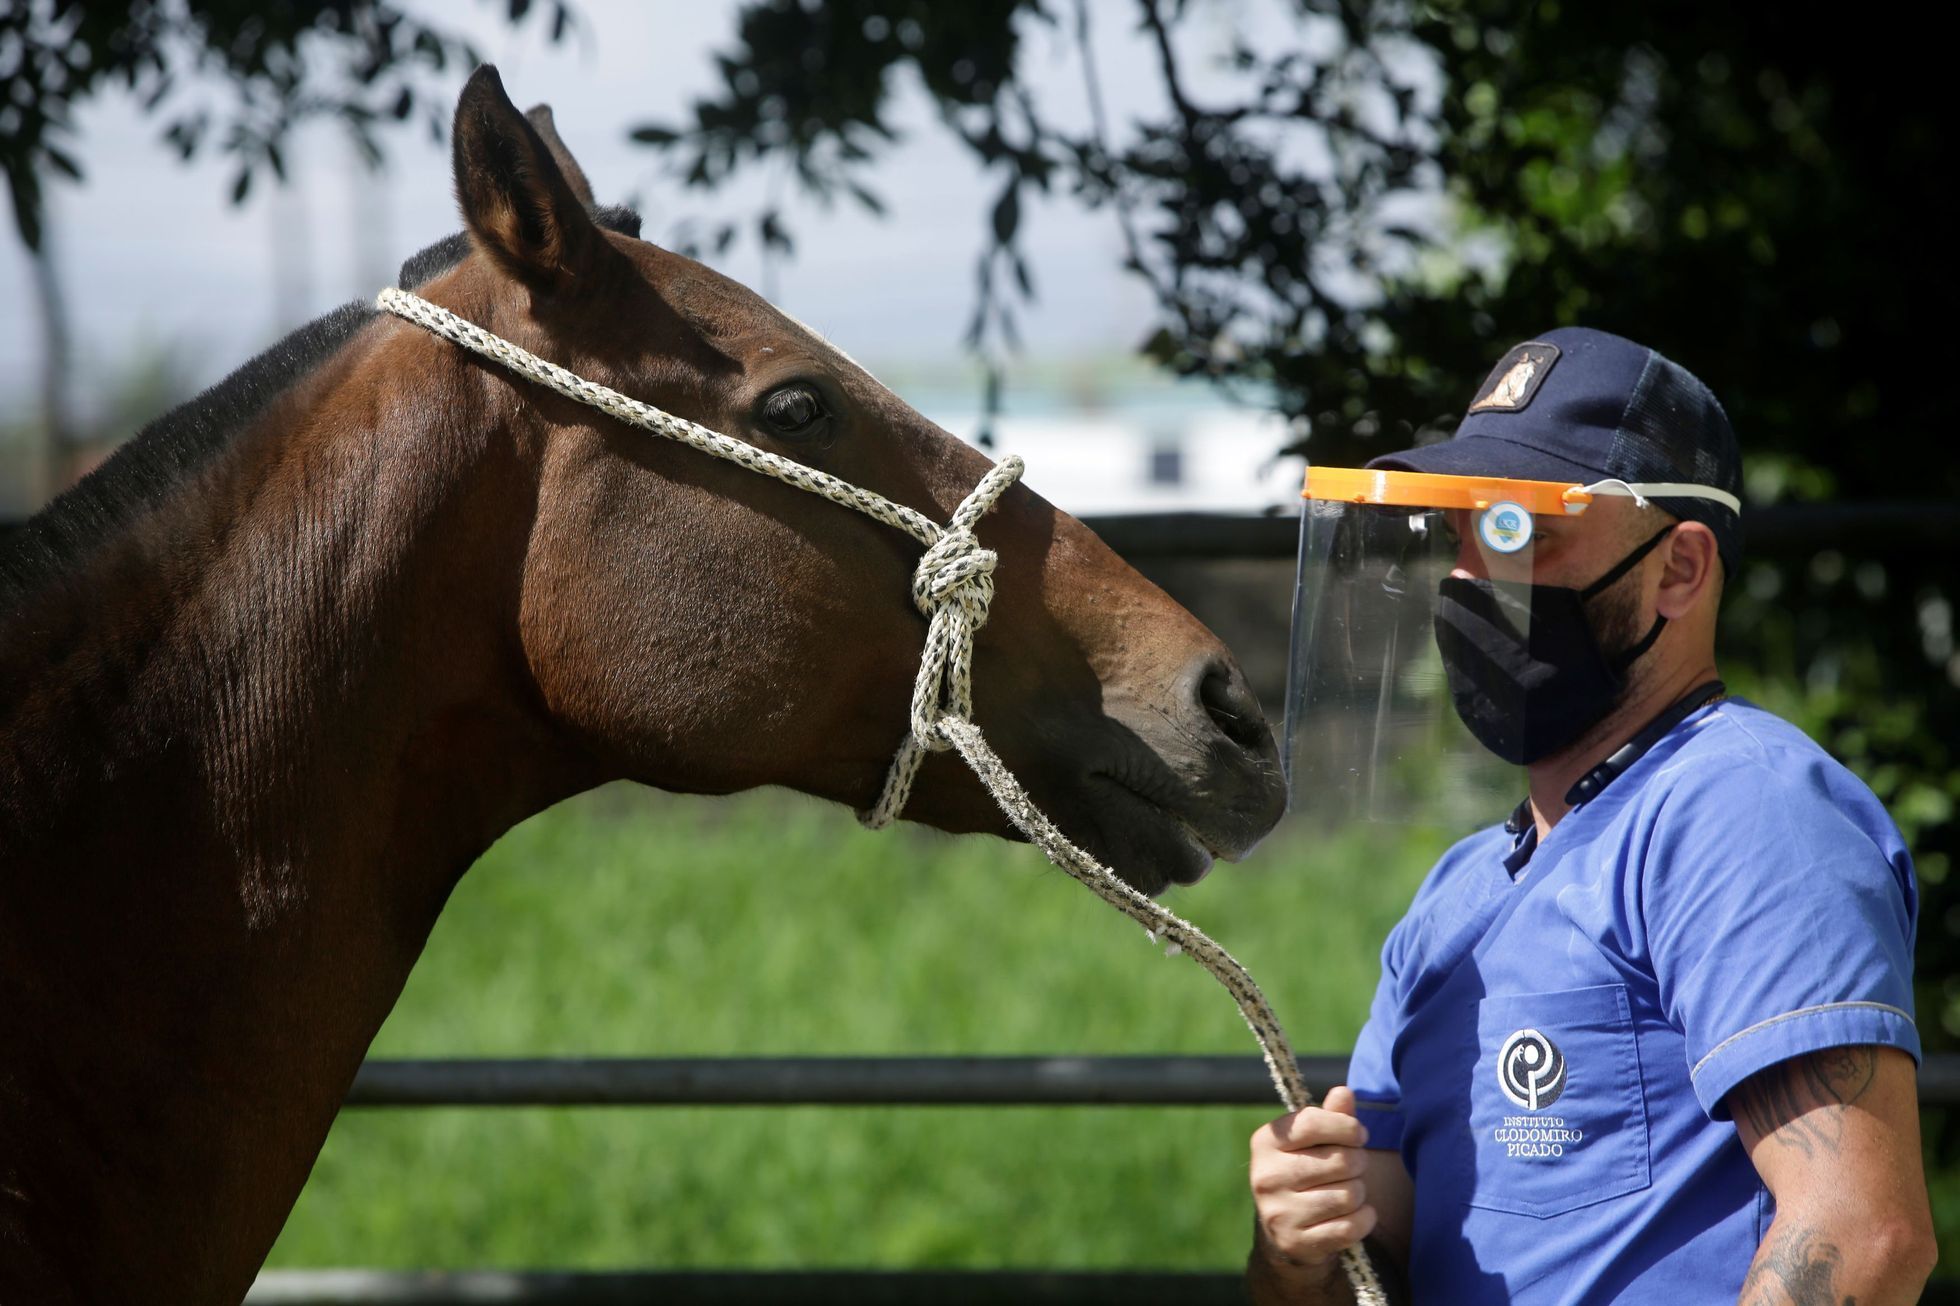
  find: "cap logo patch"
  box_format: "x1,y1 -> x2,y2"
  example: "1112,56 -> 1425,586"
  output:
1469,341 -> 1561,413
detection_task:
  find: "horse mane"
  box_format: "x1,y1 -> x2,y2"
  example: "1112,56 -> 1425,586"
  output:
0,206 -> 641,606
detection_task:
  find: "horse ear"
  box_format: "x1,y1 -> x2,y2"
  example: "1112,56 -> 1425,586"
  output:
523,104 -> 596,207
452,66 -> 605,292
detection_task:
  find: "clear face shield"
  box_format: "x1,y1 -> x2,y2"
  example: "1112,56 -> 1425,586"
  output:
1282,469 -> 1591,829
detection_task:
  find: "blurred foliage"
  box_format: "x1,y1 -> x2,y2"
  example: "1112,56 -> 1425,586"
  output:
633,0 -> 1436,442
636,0 -> 1958,1167
0,0 -> 574,252
630,0 -> 1945,479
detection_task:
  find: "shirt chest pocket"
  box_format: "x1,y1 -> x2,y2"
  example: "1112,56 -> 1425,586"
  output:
1465,984 -> 1652,1218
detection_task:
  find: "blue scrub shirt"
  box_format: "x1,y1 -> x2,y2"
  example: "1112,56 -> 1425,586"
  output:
1347,698 -> 1919,1302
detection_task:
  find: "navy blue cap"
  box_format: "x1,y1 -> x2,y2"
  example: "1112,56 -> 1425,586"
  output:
1367,327 -> 1744,574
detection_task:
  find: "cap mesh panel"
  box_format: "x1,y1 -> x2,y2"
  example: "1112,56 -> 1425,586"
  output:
1612,353 -> 1744,572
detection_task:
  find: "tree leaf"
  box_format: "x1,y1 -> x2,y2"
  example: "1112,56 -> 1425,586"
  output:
140,74 -> 175,112
43,147 -> 82,182
991,182 -> 1019,245
845,180 -> 886,215
7,165 -> 45,252
759,209 -> 794,253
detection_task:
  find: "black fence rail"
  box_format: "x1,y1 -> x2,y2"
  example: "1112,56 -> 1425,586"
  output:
246,1269 -> 1253,1306
243,1264 -> 1960,1306
336,1053 -> 1960,1109
343,1054 -> 1346,1107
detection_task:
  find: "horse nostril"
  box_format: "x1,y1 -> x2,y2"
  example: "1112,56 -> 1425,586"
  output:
1197,660 -> 1270,755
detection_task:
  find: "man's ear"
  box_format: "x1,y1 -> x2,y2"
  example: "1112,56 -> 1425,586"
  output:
1655,520 -> 1720,618
524,104 -> 596,206
452,66 -> 607,292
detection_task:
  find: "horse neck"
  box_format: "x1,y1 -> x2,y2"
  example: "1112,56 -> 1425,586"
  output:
0,326 -> 597,1292
13,324 -> 578,876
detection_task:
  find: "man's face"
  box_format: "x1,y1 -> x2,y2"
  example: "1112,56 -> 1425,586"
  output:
1445,496 -> 1660,652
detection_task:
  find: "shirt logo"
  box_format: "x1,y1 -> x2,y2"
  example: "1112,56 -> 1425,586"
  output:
1497,1028 -> 1567,1110
1468,342 -> 1560,413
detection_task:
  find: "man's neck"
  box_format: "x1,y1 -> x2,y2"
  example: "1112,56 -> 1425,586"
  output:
1525,657 -> 1721,840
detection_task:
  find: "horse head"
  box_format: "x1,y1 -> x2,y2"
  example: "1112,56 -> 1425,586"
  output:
417,67 -> 1284,894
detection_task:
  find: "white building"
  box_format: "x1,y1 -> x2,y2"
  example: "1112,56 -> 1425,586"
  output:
901,373 -> 1305,518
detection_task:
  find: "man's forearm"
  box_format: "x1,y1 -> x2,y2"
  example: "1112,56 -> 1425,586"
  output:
1246,1241 -> 1349,1306
1738,1210 -> 1932,1305
1246,1233 -> 1409,1306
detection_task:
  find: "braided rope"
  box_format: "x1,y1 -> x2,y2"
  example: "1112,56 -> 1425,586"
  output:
376,287 -> 1386,1304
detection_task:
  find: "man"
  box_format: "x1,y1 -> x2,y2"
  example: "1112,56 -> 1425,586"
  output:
1248,328 -> 1936,1303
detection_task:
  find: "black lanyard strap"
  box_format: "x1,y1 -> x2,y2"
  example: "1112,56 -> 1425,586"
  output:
1564,680 -> 1729,809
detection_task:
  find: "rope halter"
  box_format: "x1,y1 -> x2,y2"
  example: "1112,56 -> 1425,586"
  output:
374,284 -> 1387,1306
865,456 -> 1022,830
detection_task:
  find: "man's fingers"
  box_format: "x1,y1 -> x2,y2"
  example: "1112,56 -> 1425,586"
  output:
1257,1099 -> 1371,1152
1323,1084 -> 1359,1116
1249,1144 -> 1369,1197
1297,1201 -> 1379,1259
1262,1197 -> 1380,1266
1291,1177 -> 1368,1220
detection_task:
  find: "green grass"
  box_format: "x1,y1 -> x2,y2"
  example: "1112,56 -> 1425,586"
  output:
263,785 -> 1444,1271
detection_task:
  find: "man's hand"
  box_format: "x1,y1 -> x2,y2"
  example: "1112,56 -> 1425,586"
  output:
1728,1045 -> 1936,1305
1247,1086 -> 1411,1304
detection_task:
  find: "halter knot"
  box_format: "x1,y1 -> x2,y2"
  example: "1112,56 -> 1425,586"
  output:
853,457 -> 1023,825
911,529 -> 997,616
903,532 -> 994,749
898,458 -> 1022,748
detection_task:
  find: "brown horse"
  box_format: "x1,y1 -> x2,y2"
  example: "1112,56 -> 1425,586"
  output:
0,67 -> 1284,1303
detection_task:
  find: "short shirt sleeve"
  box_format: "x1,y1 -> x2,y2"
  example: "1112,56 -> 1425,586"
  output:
1642,750 -> 1919,1118
1348,918 -> 1413,1153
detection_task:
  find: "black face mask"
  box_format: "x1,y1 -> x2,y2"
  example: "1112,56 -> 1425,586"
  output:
1433,526 -> 1675,765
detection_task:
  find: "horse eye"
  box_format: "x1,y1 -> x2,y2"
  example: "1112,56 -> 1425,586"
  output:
760,385 -> 828,438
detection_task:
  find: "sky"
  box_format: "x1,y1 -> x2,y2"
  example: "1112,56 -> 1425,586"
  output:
0,1 -> 1332,428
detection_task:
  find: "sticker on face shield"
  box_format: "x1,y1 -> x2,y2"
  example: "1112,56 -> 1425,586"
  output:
1480,502 -> 1533,554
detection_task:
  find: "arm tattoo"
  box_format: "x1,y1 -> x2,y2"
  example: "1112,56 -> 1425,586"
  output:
1730,1046 -> 1878,1160
1739,1221 -> 1854,1306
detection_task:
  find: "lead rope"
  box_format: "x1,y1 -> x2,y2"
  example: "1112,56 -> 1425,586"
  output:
377,287 -> 1386,1305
